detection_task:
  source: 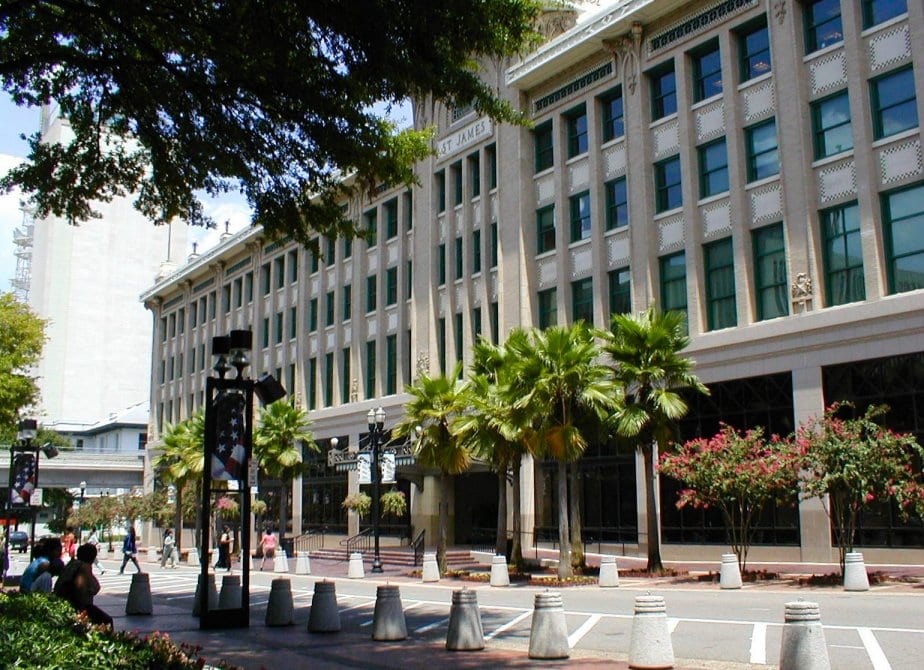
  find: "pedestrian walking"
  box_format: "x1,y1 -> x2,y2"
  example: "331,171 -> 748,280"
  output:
86,529 -> 105,574
215,525 -> 232,571
119,526 -> 142,574
259,529 -> 277,570
161,529 -> 177,568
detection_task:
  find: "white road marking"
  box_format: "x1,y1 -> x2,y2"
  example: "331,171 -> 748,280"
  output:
360,600 -> 422,627
858,628 -> 893,670
749,623 -> 767,664
415,616 -> 450,633
568,614 -> 602,648
485,610 -> 532,641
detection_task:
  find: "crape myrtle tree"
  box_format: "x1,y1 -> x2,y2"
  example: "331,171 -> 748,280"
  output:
0,1 -> 541,243
796,402 -> 924,575
658,424 -> 801,571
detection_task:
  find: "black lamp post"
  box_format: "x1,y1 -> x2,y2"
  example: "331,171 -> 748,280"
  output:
199,329 -> 286,630
78,480 -> 86,543
367,406 -> 386,573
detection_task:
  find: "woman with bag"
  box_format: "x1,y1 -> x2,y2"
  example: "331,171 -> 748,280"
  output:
119,526 -> 142,574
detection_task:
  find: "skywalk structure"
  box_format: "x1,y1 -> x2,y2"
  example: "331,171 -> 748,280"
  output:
142,0 -> 924,563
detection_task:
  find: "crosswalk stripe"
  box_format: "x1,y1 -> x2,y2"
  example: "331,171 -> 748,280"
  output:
858,628 -> 892,670
750,622 -> 767,664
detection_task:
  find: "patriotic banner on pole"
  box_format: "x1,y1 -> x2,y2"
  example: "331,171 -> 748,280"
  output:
211,390 -> 246,481
10,453 -> 36,505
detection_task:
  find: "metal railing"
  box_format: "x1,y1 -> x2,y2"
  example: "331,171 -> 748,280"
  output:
292,526 -> 328,554
341,527 -> 373,555
410,529 -> 426,566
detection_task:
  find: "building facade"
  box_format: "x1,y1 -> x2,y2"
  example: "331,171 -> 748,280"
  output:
142,0 -> 924,563
25,108 -> 187,495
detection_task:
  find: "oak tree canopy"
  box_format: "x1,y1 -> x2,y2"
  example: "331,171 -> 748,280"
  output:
0,0 -> 540,242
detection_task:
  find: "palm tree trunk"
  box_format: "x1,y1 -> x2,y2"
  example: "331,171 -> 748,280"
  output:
511,456 -> 523,569
495,469 -> 508,557
642,444 -> 663,572
438,471 -> 450,573
569,463 -> 584,569
557,460 -> 572,578
279,482 -> 289,542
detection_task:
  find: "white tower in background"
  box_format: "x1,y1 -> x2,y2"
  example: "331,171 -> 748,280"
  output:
27,107 -> 188,433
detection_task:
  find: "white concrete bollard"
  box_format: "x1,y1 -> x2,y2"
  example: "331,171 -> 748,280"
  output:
192,574 -> 219,617
265,578 -> 295,626
780,601 -> 831,670
843,552 -> 870,591
125,572 -> 153,615
446,588 -> 484,651
489,554 -> 509,587
186,547 -> 200,567
308,580 -> 341,633
295,551 -> 311,575
599,555 -> 620,588
720,553 -> 743,589
372,584 -> 407,641
248,552 -> 254,571
348,552 -> 365,579
628,594 -> 675,669
528,591 -> 569,659
273,550 -> 289,573
218,574 -> 241,609
422,552 -> 440,582
146,546 -> 159,563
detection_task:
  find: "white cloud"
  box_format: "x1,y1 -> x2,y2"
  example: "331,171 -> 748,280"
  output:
189,193 -> 253,255
0,153 -> 26,291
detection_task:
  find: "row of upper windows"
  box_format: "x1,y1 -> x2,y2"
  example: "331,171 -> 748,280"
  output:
806,0 -> 908,53
533,2 -> 911,173
534,180 -> 924,333
434,144 -> 498,213
436,222 -> 500,285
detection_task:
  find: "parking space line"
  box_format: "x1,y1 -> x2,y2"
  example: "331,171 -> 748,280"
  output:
415,616 -> 450,633
360,600 -> 423,627
750,623 -> 767,664
568,614 -> 601,648
858,628 -> 892,670
485,611 -> 532,641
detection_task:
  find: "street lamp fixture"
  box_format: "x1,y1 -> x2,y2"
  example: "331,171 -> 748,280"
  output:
367,406 -> 386,574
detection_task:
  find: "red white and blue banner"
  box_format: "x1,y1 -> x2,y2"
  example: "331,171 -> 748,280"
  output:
10,453 -> 36,505
211,390 -> 246,481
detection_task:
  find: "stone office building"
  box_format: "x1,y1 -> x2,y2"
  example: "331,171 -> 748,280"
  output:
142,0 -> 924,563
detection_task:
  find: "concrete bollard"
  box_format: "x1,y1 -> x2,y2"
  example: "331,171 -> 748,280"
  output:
248,552 -> 254,571
720,553 -> 743,589
348,552 -> 365,579
628,594 -> 675,669
192,574 -> 219,617
308,580 -> 341,633
125,572 -> 153,615
218,574 -> 242,609
295,551 -> 311,575
599,555 -> 620,588
146,546 -> 158,563
274,550 -> 289,573
371,584 -> 408,641
528,591 -> 569,659
446,588 -> 484,651
843,552 -> 870,591
422,552 -> 440,582
265,578 -> 295,626
489,554 -> 509,587
186,547 -> 199,567
780,601 -> 831,670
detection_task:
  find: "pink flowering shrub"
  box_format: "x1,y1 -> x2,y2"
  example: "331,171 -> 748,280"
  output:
659,423 -> 800,570
796,402 -> 924,574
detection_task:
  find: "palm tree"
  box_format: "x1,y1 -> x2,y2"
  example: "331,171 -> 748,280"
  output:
601,307 -> 708,572
153,410 -> 205,552
392,365 -> 471,573
506,324 -> 620,578
254,400 -> 317,542
455,337 -> 529,564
